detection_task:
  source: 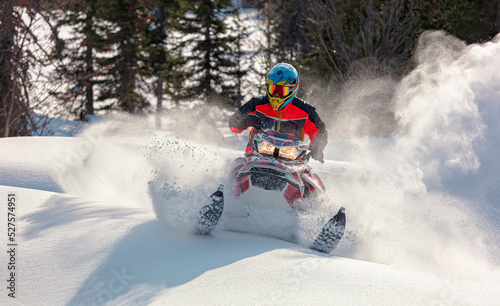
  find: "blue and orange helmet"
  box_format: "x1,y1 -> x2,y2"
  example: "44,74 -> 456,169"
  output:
266,63 -> 299,111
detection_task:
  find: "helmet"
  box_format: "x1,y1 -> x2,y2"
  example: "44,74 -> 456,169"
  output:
266,63 -> 299,111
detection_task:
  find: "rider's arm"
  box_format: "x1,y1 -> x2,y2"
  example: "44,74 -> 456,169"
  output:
292,98 -> 328,148
305,110 -> 328,152
305,113 -> 327,163
292,98 -> 328,162
229,96 -> 266,132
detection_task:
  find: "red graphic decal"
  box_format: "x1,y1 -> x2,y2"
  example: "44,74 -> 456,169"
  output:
313,173 -> 325,190
242,177 -> 250,193
284,185 -> 301,206
236,175 -> 250,195
290,189 -> 302,206
236,177 -> 243,196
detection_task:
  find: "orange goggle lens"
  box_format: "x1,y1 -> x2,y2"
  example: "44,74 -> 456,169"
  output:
267,84 -> 291,98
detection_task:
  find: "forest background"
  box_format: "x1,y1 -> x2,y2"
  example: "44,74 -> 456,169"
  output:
1,0 -> 499,138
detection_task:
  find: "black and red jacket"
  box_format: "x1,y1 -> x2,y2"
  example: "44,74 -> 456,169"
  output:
229,96 -> 328,153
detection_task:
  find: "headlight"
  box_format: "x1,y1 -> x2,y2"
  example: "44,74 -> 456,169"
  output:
258,140 -> 275,155
279,147 -> 299,160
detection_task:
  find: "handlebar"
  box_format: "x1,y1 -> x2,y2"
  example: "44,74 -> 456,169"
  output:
249,119 -> 273,132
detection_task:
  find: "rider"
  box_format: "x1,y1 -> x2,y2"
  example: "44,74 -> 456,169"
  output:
229,63 -> 328,163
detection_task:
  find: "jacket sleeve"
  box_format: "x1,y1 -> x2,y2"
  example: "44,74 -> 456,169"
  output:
309,116 -> 328,153
302,105 -> 328,153
228,97 -> 262,132
292,97 -> 328,151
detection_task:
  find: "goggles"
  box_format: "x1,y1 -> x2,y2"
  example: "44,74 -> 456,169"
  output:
267,84 -> 296,98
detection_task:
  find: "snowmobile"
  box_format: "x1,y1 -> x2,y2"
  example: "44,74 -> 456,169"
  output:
195,126 -> 346,254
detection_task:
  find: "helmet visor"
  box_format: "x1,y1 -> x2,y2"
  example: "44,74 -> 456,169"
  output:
267,84 -> 293,98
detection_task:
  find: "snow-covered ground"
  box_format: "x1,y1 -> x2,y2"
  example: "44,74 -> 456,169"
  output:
1,132 -> 499,306
1,32 -> 500,305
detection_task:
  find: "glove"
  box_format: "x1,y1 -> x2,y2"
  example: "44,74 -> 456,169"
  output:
311,149 -> 325,164
247,115 -> 263,129
310,142 -> 325,164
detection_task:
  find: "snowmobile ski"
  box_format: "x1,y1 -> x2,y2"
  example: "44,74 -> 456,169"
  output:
310,207 -> 346,254
195,185 -> 224,235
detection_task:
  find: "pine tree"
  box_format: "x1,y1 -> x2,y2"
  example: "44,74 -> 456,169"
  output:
417,0 -> 499,44
227,7 -> 249,106
52,0 -> 104,120
141,0 -> 188,127
183,0 -> 240,108
96,0 -> 149,113
267,0 -> 314,62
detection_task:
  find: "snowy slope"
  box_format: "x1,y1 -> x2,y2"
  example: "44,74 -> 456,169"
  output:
2,32 -> 500,305
0,133 -> 499,306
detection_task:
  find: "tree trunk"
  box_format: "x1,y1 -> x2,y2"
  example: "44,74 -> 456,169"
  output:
0,1 -> 15,137
85,38 -> 94,117
155,77 -> 163,129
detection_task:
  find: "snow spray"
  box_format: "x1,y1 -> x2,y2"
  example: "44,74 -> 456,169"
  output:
323,30 -> 500,281
54,114 -> 155,208
53,30 -> 500,282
